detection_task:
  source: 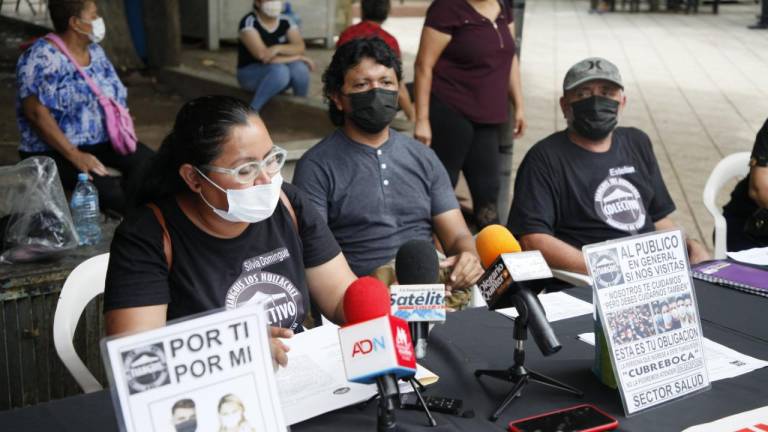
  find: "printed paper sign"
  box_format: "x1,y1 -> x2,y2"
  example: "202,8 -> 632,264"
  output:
583,229 -> 710,415
501,251 -> 553,282
390,284 -> 446,322
102,297 -> 287,432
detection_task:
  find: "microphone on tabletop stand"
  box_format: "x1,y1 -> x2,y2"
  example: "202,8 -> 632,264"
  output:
338,277 -> 437,430
394,239 -> 444,360
472,225 -> 583,421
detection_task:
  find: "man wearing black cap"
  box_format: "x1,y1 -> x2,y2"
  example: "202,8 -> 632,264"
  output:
507,57 -> 710,274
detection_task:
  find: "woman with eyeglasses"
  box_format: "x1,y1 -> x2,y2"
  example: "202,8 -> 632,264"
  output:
104,96 -> 357,367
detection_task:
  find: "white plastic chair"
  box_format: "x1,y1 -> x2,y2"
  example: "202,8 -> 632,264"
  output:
702,152 -> 751,260
53,253 -> 109,393
551,268 -> 593,287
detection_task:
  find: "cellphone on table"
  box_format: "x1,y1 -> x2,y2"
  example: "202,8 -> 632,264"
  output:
508,403 -> 618,432
399,393 -> 463,415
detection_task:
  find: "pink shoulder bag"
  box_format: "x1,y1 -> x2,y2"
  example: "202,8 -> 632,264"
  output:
46,33 -> 137,155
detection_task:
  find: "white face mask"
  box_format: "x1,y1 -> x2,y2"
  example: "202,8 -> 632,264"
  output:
260,0 -> 283,18
77,17 -> 106,43
196,169 -> 283,224
219,413 -> 240,429
662,313 -> 673,326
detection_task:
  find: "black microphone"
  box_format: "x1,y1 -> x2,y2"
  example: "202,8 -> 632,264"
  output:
395,239 -> 442,359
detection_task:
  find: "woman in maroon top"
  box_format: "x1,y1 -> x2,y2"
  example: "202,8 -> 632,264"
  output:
414,0 -> 525,227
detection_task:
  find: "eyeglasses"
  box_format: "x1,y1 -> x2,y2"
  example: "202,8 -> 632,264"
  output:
200,146 -> 287,184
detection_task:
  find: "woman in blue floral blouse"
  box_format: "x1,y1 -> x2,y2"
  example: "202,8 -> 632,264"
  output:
15,0 -> 153,213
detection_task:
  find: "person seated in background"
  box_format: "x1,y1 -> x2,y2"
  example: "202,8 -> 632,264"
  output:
722,118 -> 768,250
293,38 -> 483,307
15,0 -> 153,214
507,57 -> 710,274
104,96 -> 357,367
237,0 -> 315,111
337,0 -> 415,121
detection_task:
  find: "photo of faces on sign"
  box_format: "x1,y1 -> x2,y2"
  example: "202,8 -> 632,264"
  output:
606,304 -> 657,345
164,393 -> 257,432
652,293 -> 696,334
151,378 -> 262,432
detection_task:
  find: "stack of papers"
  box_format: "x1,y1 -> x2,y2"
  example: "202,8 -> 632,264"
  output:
275,324 -> 438,425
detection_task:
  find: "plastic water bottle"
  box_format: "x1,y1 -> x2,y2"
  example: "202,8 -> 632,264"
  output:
70,173 -> 102,246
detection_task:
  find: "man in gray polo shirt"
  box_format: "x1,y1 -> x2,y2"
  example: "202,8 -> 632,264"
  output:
293,38 -> 482,294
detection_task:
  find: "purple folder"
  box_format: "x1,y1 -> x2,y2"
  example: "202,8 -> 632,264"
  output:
691,260 -> 768,297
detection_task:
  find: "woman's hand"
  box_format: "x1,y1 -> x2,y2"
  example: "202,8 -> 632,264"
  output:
70,150 -> 108,177
513,108 -> 526,139
414,118 -> 432,146
268,45 -> 281,59
269,326 -> 293,369
299,56 -> 316,72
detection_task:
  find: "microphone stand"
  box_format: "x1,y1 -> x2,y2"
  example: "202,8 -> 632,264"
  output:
362,374 -> 438,429
474,294 -> 584,421
409,322 -> 428,359
405,376 -> 437,427
406,323 -> 437,426
376,375 -> 398,432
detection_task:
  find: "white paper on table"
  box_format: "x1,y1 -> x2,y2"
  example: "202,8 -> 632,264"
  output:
702,338 -> 768,381
577,332 -> 596,346
576,333 -> 768,382
275,323 -> 439,425
727,247 -> 768,266
682,405 -> 768,432
496,291 -> 593,322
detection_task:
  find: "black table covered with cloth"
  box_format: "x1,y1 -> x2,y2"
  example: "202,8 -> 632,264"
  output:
1,280 -> 766,431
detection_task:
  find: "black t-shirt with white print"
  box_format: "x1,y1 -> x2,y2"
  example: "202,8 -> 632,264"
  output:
237,12 -> 295,68
104,183 -> 341,332
508,127 -> 676,248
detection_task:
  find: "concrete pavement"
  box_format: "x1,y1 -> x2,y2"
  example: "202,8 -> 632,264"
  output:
385,0 -> 767,249
516,0 -> 767,249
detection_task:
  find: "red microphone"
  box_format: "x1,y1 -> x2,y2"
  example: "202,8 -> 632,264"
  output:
343,276 -> 391,325
339,277 -> 418,431
338,277 -> 417,384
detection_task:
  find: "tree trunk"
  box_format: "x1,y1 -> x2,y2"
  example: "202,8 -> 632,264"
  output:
142,0 -> 181,69
97,0 -> 144,70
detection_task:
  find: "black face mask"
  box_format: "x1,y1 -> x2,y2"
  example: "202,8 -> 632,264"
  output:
346,88 -> 399,133
570,95 -> 619,140
174,419 -> 197,432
